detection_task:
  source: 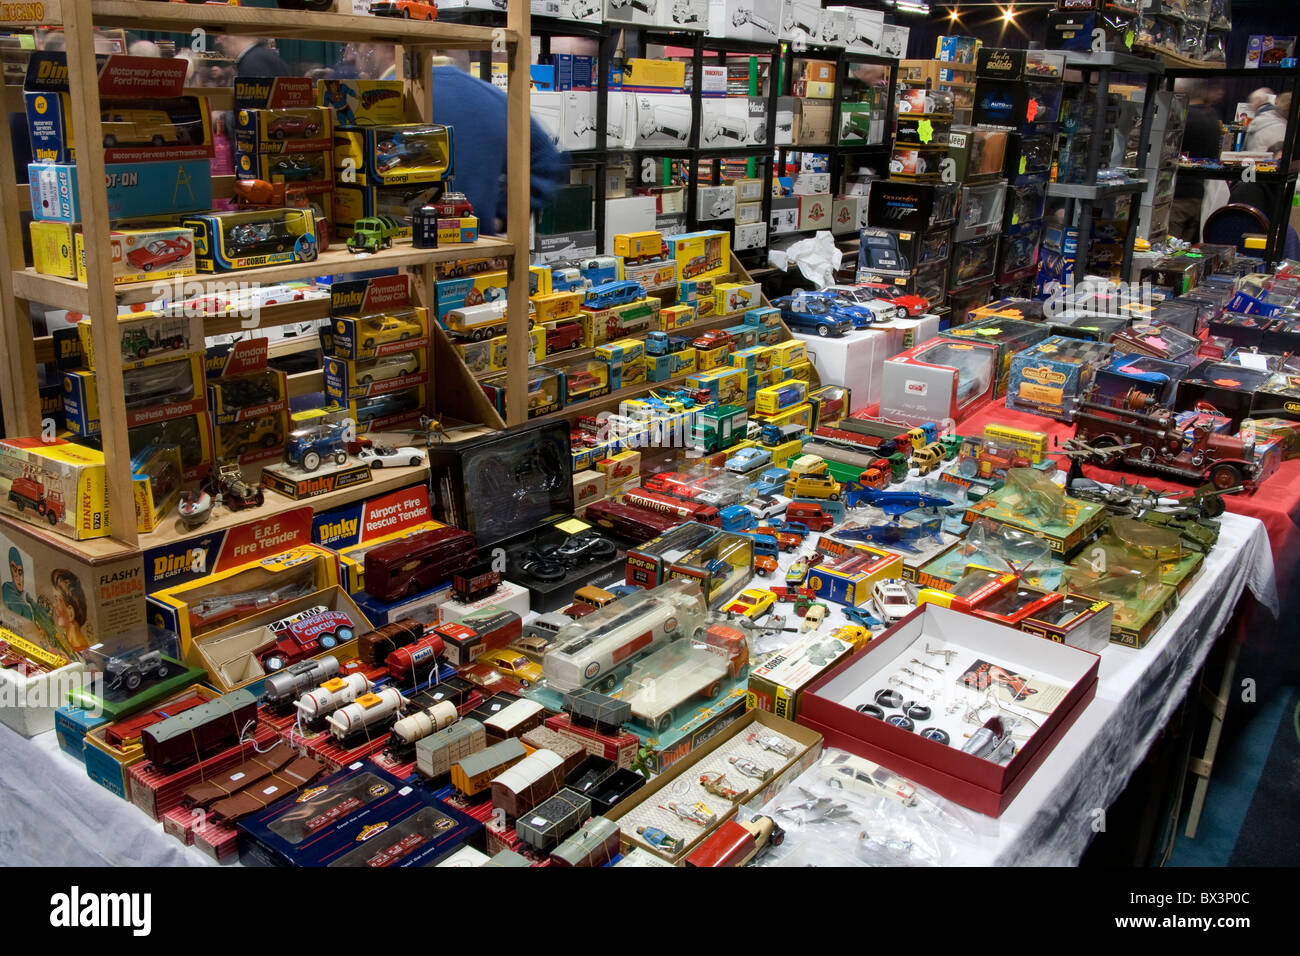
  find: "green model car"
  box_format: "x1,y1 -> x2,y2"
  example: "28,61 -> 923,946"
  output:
347,214 -> 403,254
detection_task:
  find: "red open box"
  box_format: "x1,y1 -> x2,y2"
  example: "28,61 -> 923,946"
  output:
799,603 -> 1099,816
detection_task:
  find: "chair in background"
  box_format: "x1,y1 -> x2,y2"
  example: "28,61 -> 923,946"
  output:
1201,203 -> 1271,254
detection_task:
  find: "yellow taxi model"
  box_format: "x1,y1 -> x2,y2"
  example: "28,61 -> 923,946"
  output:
361,313 -> 423,350
722,587 -> 777,619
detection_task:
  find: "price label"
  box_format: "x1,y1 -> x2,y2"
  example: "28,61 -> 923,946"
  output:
0,1 -> 58,26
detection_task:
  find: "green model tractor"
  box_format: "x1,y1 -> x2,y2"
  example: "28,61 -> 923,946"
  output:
347,214 -> 403,254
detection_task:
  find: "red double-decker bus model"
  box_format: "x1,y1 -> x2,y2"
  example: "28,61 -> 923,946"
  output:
623,487 -> 720,526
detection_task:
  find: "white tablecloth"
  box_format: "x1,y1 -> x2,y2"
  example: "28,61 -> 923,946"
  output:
0,513 -> 1275,867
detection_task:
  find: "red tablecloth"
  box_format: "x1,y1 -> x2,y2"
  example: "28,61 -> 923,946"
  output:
952,401 -> 1300,598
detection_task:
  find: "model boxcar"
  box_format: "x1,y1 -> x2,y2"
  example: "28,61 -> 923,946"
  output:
491,748 -> 567,819
142,689 -> 259,772
482,698 -> 546,742
357,619 -> 424,667
416,717 -> 486,780
551,815 -> 621,867
451,737 -> 527,797
563,689 -> 632,737
514,787 -> 591,853
520,726 -> 586,776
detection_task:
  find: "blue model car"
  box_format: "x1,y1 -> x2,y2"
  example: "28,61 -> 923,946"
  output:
772,293 -> 854,338
284,424 -> 349,473
725,446 -> 773,474
751,466 -> 790,497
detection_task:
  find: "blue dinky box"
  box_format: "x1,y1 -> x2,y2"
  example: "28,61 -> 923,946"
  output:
29,160 -> 213,223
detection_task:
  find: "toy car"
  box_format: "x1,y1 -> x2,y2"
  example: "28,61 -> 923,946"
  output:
433,190 -> 473,217
376,132 -> 442,173
462,648 -> 543,690
726,446 -> 772,474
227,219 -> 301,255
723,588 -> 777,619
357,391 -> 421,422
692,329 -> 736,352
784,472 -> 842,500
772,293 -> 853,338
751,467 -> 790,497
123,362 -> 194,409
370,0 -> 439,18
104,650 -> 169,694
546,322 -> 584,354
362,314 -> 423,349
268,156 -> 322,181
232,178 -> 283,205
101,108 -> 197,147
819,751 -> 918,806
744,494 -> 790,521
554,530 -> 617,565
358,352 -> 419,384
267,114 -> 322,138
210,461 -> 264,510
354,443 -> 425,468
801,602 -> 828,632
753,554 -> 779,577
871,578 -> 915,624
125,237 -> 192,272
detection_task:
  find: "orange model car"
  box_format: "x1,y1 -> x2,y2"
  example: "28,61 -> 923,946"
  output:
370,0 -> 438,19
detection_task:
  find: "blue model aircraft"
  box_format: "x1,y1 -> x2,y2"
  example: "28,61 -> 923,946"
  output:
844,487 -> 952,519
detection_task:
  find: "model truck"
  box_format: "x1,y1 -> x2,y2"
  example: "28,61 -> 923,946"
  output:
7,476 -> 65,525
121,326 -> 184,361
1072,393 -> 1258,490
620,641 -> 731,731
346,214 -> 403,254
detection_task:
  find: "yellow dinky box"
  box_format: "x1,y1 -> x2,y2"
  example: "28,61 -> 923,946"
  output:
657,304 -> 697,332
714,281 -> 760,315
785,359 -> 814,383
695,343 -> 733,372
752,366 -> 783,391
30,221 -> 80,279
530,265 -> 553,296
756,402 -> 813,429
532,290 -> 584,323
490,328 -> 545,370
771,340 -> 808,366
0,438 -> 112,540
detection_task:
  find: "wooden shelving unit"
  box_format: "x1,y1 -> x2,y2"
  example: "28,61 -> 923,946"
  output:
0,0 -> 534,553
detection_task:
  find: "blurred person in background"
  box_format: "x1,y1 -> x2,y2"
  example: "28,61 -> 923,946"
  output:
215,35 -> 292,77
1246,91 -> 1289,154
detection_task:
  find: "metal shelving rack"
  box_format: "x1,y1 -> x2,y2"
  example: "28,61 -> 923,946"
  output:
1048,50 -> 1165,280
0,0 -> 534,553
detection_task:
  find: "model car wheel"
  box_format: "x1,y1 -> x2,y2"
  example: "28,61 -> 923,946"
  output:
157,664 -> 169,678
126,672 -> 141,691
408,456 -> 422,466
817,325 -> 830,337
333,451 -> 348,466
320,633 -> 339,649
655,712 -> 673,732
371,457 -> 385,468
47,511 -> 58,525
1210,463 -> 1241,490
264,655 -> 286,672
302,451 -> 321,472
524,559 -> 567,582
360,375 -> 373,385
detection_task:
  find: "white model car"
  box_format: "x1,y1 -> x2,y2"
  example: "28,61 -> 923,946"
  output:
355,444 -> 426,468
871,578 -> 915,624
819,752 -> 918,807
829,285 -> 907,321
745,494 -> 791,521
358,352 -> 419,385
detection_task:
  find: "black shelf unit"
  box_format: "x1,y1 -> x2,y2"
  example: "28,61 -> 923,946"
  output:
1057,51 -> 1165,280
1162,65 -> 1300,268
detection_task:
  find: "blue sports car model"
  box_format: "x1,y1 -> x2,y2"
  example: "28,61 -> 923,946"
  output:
726,446 -> 773,474
772,293 -> 854,338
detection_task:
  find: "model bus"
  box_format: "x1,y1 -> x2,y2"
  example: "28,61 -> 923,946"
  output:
623,487 -> 720,526
541,578 -> 710,694
583,499 -> 683,542
981,423 -> 1048,464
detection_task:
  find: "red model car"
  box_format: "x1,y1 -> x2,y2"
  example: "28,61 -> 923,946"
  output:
267,115 -> 321,138
692,329 -> 735,352
566,370 -> 601,392
434,191 -> 474,218
126,237 -> 192,272
233,178 -> 283,205
546,321 -> 583,354
864,283 -> 931,317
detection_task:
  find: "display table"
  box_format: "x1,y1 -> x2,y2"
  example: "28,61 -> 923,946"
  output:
0,512 -> 1275,867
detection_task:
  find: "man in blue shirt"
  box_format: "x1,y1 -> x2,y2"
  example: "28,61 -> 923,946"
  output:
432,64 -> 564,235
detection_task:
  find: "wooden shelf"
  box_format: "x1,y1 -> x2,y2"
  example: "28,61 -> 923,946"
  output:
13,236 -> 516,311
88,1 -> 515,48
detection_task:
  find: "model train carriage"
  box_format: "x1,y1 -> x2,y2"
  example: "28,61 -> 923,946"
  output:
491,748 -> 567,820
388,700 -> 459,754
520,726 -> 587,776
483,698 -> 546,742
416,717 -> 487,780
551,815 -> 621,867
326,687 -> 405,744
563,689 -> 633,737
142,689 -> 259,772
357,619 -> 426,668
261,655 -> 341,710
514,787 -> 592,853
451,736 -> 528,797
